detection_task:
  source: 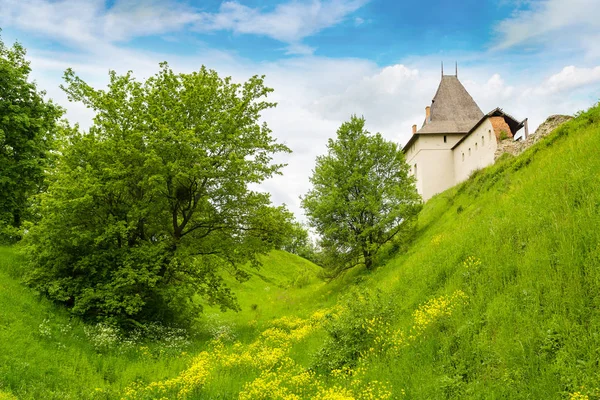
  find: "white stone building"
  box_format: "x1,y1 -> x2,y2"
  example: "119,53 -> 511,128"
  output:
403,72 -> 527,201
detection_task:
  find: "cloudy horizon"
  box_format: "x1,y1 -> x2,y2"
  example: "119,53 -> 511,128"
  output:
1,0 -> 599,221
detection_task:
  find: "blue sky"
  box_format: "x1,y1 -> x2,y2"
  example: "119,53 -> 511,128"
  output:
1,1 -> 539,62
121,0 -> 511,63
1,0 -> 599,219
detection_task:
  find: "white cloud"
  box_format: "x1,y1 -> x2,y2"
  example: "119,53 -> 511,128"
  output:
493,0 -> 600,56
462,74 -> 515,107
311,64 -> 438,144
102,0 -> 200,42
0,0 -> 366,54
0,0 -> 103,47
462,69 -> 599,138
2,0 -> 598,220
0,0 -> 199,48
535,65 -> 600,94
194,0 -> 368,54
284,43 -> 316,56
23,44 -> 596,218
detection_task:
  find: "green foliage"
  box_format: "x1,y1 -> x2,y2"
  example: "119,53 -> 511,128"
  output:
288,268 -> 313,288
23,63 -> 292,327
313,288 -> 394,372
280,221 -> 310,255
279,221 -> 325,266
0,36 -> 63,241
0,245 -> 197,399
302,115 -> 421,273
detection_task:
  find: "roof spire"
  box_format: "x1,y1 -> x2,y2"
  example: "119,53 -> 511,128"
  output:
441,61 -> 444,77
455,61 -> 458,77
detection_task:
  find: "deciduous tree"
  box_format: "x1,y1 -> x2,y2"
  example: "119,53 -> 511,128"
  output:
0,37 -> 63,240
301,116 -> 421,274
25,63 -> 291,326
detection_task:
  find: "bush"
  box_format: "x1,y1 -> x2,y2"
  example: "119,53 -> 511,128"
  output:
289,269 -> 312,288
312,288 -> 395,372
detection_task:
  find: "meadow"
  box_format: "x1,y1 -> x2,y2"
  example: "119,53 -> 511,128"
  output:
2,103 -> 600,399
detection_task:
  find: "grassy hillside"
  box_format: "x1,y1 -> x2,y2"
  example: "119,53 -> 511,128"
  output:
346,104 -> 600,399
1,103 -> 600,399
0,248 -> 326,399
201,249 -> 328,336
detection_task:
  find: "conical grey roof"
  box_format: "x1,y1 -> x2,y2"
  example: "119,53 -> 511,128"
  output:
417,75 -> 483,134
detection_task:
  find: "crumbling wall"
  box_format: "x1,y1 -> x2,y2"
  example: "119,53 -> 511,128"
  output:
494,114 -> 573,160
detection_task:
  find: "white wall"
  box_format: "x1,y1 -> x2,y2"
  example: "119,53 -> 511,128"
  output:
405,133 -> 463,201
453,119 -> 497,183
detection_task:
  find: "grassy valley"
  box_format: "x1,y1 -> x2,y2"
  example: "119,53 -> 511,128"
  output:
2,103 -> 600,399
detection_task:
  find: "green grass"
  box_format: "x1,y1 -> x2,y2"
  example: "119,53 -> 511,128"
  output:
0,247 -> 327,399
2,103 -> 600,399
209,249 -> 326,324
0,246 -> 197,399
344,105 -> 600,398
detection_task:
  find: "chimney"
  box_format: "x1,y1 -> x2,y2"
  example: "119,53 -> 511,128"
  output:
425,106 -> 431,123
412,124 -> 417,134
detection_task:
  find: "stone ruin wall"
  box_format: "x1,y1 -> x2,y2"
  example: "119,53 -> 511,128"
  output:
494,114 -> 573,160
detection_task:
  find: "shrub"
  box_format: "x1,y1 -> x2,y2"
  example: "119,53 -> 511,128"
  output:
289,269 -> 313,288
312,288 -> 395,372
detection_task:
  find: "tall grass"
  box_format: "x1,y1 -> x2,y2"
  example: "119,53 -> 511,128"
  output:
1,104 -> 600,399
0,247 -> 328,399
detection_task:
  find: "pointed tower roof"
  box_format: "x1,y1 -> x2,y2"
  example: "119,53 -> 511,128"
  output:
418,75 -> 483,134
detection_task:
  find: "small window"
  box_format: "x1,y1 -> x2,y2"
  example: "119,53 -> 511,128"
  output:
414,163 -> 417,177
469,148 -> 471,156
462,153 -> 465,161
482,135 -> 485,145
443,135 -> 447,143
488,130 -> 492,140
475,142 -> 478,150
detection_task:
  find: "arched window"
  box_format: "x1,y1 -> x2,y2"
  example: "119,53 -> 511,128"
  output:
462,153 -> 465,161
414,163 -> 417,177
469,148 -> 471,156
482,135 -> 484,145
489,130 -> 492,141
475,142 -> 478,150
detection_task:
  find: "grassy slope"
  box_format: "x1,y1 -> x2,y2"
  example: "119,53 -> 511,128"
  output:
0,248 -> 326,399
1,104 -> 600,399
351,105 -> 600,398
0,246 -> 199,399
208,249 -> 326,325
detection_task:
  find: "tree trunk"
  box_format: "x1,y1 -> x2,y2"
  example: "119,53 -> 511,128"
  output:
364,250 -> 373,270
12,209 -> 21,228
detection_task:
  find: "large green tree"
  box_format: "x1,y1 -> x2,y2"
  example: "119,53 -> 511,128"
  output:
302,115 -> 421,274
0,37 -> 63,238
24,63 -> 291,326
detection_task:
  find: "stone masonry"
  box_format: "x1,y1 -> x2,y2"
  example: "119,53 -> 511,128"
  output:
494,114 -> 573,160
